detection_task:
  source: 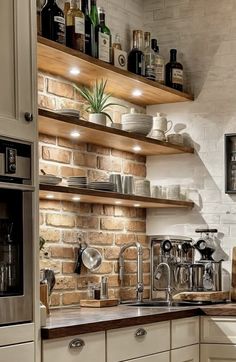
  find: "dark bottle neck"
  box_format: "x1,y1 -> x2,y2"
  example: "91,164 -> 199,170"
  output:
81,0 -> 89,14
170,49 -> 177,62
47,0 -> 56,4
99,12 -> 105,25
91,0 -> 97,7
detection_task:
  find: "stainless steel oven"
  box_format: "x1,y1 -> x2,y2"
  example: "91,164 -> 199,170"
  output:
0,136 -> 33,325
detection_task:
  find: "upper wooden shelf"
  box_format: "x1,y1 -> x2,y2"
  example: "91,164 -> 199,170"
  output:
39,184 -> 194,209
38,109 -> 194,156
37,37 -> 194,107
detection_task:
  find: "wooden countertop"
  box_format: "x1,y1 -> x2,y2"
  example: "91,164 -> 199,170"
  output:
41,303 -> 236,340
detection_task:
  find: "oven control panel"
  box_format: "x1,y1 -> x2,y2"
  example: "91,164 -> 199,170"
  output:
5,147 -> 17,174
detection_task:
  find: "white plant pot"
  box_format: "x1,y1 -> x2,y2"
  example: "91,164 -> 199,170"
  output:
89,113 -> 107,126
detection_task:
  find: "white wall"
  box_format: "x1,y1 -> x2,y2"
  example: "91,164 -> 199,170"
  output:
144,0 -> 236,282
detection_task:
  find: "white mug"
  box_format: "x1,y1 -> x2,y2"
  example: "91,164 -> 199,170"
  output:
153,113 -> 173,134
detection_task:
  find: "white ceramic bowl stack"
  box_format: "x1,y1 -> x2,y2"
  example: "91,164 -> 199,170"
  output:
121,113 -> 153,136
67,177 -> 88,188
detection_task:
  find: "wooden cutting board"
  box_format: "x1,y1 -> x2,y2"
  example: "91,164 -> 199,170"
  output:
80,299 -> 119,308
231,247 -> 236,301
174,291 -> 229,302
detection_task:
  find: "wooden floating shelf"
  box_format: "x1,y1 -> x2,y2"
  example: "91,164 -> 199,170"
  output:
38,109 -> 194,156
37,36 -> 194,107
39,184 -> 194,209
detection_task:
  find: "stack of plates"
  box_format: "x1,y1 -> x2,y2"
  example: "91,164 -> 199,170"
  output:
121,114 -> 153,135
134,180 -> 151,197
88,182 -> 116,192
40,174 -> 62,185
67,177 -> 87,188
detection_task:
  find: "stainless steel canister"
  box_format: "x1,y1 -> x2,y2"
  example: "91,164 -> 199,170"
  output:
190,263 -> 204,291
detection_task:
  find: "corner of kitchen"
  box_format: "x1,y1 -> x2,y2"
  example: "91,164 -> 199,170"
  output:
1,1 -> 236,362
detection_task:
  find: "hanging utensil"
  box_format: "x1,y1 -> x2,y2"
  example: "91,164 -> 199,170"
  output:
82,247 -> 102,271
74,243 -> 87,274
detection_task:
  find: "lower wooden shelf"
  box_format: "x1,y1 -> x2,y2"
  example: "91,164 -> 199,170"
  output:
39,184 -> 194,209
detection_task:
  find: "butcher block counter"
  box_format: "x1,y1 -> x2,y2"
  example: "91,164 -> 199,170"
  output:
41,303 -> 236,340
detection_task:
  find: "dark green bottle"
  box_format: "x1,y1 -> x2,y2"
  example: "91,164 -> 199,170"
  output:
95,8 -> 111,63
90,0 -> 99,57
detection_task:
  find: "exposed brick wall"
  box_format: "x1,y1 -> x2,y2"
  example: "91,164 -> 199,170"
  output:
39,73 -> 149,306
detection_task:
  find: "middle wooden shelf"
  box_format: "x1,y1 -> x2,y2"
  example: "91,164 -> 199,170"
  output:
39,184 -> 194,209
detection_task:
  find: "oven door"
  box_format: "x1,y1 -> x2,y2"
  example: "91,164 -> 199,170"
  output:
0,186 -> 33,325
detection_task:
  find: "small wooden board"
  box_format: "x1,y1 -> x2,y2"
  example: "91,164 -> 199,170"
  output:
80,299 -> 119,308
174,291 -> 229,302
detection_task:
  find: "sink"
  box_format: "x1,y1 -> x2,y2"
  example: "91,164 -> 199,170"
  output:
124,300 -> 225,307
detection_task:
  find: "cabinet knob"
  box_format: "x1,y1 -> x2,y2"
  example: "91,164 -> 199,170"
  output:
24,112 -> 33,122
135,328 -> 147,338
69,338 -> 85,350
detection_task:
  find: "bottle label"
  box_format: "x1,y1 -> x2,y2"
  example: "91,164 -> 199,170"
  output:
75,17 -> 85,35
146,65 -> 156,81
98,32 -> 110,63
54,16 -> 65,44
172,68 -> 183,85
54,16 -> 65,24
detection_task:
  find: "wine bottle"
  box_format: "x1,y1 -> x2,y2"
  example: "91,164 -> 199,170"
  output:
112,33 -> 122,64
90,0 -> 99,58
144,32 -> 156,81
81,0 -> 92,56
66,0 -> 85,52
96,8 -> 111,63
128,30 -> 144,76
41,0 -> 65,44
151,39 -> 165,84
165,49 -> 183,91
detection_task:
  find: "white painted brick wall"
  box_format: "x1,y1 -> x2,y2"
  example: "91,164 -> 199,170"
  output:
144,0 -> 236,285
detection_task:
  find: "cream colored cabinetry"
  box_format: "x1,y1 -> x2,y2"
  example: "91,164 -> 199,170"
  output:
171,344 -> 199,362
0,0 -> 36,141
123,351 -> 170,362
201,344 -> 236,361
42,332 -> 106,362
172,317 -> 199,349
0,342 -> 34,362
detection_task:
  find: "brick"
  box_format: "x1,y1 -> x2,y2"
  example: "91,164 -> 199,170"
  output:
58,137 -> 87,151
46,214 -> 75,228
87,169 -> 109,182
91,204 -> 114,216
73,152 -> 97,168
87,232 -> 114,245
47,78 -> 74,99
123,161 -> 146,177
40,200 -> 61,211
62,230 -> 85,244
114,206 -> 146,218
97,156 -> 122,172
115,233 -> 136,245
50,293 -> 61,307
40,259 -> 62,272
87,144 -> 110,155
39,133 -> 56,145
104,247 -> 120,260
60,166 -> 87,177
123,247 -> 150,260
76,216 -> 99,229
126,220 -> 146,232
91,262 -> 113,274
56,98 -> 84,112
77,276 -> 100,289
62,201 -> 91,214
108,275 -> 119,287
54,276 -> 77,290
108,289 -> 120,299
62,291 -> 88,305
50,246 -> 75,259
39,163 -> 59,176
40,228 -> 60,243
42,146 -> 71,164
38,74 -> 45,92
100,218 -> 124,231
62,261 -> 75,274
38,94 -> 56,110
111,149 -> 146,163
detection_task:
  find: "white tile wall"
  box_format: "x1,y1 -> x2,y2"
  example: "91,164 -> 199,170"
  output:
144,0 -> 236,283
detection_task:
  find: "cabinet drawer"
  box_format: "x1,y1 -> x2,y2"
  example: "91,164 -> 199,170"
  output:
201,317 -> 236,344
0,342 -> 34,362
123,351 -> 170,362
171,344 -> 199,362
201,344 -> 236,361
42,332 -> 105,362
172,317 -> 199,349
107,321 -> 170,362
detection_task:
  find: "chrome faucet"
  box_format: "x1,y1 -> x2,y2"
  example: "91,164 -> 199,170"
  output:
119,242 -> 143,303
154,262 -> 173,305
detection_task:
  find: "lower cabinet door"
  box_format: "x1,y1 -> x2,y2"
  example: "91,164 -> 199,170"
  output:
123,351 -> 170,362
201,344 -> 236,361
171,344 -> 199,362
0,342 -> 34,362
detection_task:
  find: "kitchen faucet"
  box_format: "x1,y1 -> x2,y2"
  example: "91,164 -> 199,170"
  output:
154,262 -> 173,305
119,242 -> 143,303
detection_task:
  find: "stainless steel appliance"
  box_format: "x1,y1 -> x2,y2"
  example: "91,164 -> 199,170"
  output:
0,136 -> 33,325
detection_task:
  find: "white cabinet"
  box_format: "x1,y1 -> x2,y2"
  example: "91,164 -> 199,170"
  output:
123,351 -> 170,362
171,344 -> 199,362
107,321 -> 170,362
201,317 -> 236,344
0,342 -> 34,362
0,0 -> 36,141
42,332 -> 105,362
201,344 -> 236,361
172,317 -> 199,349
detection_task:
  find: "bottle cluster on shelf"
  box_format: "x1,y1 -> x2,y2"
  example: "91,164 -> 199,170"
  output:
38,0 -> 184,92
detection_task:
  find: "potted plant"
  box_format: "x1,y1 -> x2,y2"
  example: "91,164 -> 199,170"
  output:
75,79 -> 124,126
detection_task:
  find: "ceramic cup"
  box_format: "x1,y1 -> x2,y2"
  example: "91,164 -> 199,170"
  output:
109,174 -> 123,193
122,176 -> 134,194
153,113 -> 173,134
167,133 -> 184,145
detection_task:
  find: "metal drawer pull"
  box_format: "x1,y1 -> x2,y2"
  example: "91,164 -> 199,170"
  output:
135,328 -> 147,337
69,338 -> 85,349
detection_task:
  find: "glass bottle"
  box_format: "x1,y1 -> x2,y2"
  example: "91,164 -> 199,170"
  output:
151,39 -> 165,84
95,8 -> 111,63
66,0 -> 85,52
128,30 -> 144,76
81,0 -> 93,56
41,0 -> 65,44
112,33 -> 122,64
144,32 -> 156,81
64,1 -> 71,23
90,0 -> 99,58
165,49 -> 183,91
